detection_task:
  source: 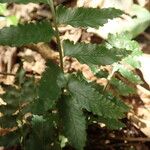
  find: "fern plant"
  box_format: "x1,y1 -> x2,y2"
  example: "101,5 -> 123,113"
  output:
0,0 -> 143,149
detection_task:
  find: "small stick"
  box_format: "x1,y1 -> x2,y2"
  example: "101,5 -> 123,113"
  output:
142,32 -> 150,41
0,72 -> 15,76
109,137 -> 150,142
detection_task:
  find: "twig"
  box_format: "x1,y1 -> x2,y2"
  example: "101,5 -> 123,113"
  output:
0,72 -> 15,76
109,137 -> 150,142
142,32 -> 150,41
0,72 -> 41,78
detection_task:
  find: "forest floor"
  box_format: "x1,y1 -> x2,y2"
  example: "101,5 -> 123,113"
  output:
0,0 -> 150,149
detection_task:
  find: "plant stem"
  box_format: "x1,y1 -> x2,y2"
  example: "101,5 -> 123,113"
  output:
48,0 -> 64,71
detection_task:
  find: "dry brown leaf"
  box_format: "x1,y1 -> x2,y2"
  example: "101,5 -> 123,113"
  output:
137,85 -> 150,104
9,3 -> 40,22
86,0 -> 134,39
87,16 -> 131,39
18,48 -> 46,74
129,78 -> 150,137
0,46 -> 18,84
136,0 -> 149,7
128,106 -> 150,137
0,46 -> 17,73
101,0 -> 133,12
138,54 -> 150,88
0,147 -> 4,150
0,17 -> 6,29
59,25 -> 82,43
77,0 -> 133,11
77,0 -> 104,8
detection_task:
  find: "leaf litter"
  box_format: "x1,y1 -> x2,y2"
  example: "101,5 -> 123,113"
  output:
0,0 -> 150,149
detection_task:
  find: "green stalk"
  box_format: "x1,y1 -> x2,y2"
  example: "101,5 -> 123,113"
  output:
48,0 -> 64,71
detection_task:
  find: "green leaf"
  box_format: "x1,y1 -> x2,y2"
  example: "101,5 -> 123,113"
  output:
68,75 -> 127,119
63,40 -> 130,65
123,56 -> 141,68
0,21 -> 54,46
0,115 -> 17,128
98,117 -> 125,130
0,77 -> 37,121
31,115 -> 55,141
6,15 -> 19,26
25,114 -> 56,150
95,70 -> 109,78
16,68 -> 26,85
106,94 -> 129,112
0,105 -> 17,116
88,65 -> 100,75
1,86 -> 20,106
97,5 -> 150,38
108,33 -> 140,52
0,0 -> 48,4
56,5 -> 123,28
59,96 -> 86,150
107,33 -> 142,68
20,78 -> 37,102
0,3 -> 7,15
107,33 -> 142,84
36,61 -> 62,113
1,78 -> 36,106
119,66 -> 143,84
31,115 -> 46,128
110,78 -> 135,96
30,98 -> 47,114
126,5 -> 150,38
0,129 -> 20,147
0,125 -> 28,147
24,134 -> 41,150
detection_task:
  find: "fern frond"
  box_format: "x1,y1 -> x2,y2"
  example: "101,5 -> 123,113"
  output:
123,56 -> 141,68
1,77 -> 36,107
0,129 -> 20,147
32,61 -> 63,113
0,21 -> 54,46
56,5 -> 123,28
0,105 -> 17,116
107,33 -> 140,51
0,77 -> 36,129
0,115 -> 17,128
63,40 -> 130,65
118,66 -> 143,84
108,33 -> 142,68
98,117 -> 125,130
25,115 -> 56,149
110,78 -> 135,96
59,96 -> 86,150
68,75 -> 128,119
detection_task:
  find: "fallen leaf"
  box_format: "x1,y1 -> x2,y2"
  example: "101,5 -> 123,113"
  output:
128,106 -> 150,137
87,4 -> 150,39
101,0 -> 133,12
137,85 -> 150,104
77,0 -> 104,8
136,0 -> 149,7
138,54 -> 150,88
60,25 -> 82,43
